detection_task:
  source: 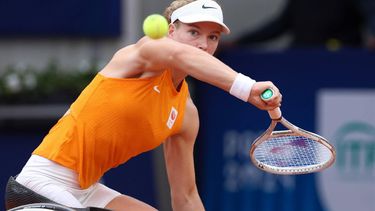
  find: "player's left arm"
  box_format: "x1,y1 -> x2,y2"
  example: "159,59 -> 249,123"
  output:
163,98 -> 204,211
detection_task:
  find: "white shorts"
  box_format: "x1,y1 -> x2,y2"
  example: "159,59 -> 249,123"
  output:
15,155 -> 121,208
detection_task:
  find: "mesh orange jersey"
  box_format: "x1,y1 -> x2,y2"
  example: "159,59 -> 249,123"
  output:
33,70 -> 189,189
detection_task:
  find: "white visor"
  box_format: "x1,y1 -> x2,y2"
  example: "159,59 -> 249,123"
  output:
170,0 -> 230,34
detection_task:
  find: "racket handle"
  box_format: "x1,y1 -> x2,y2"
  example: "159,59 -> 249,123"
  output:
268,107 -> 282,119
261,88 -> 282,119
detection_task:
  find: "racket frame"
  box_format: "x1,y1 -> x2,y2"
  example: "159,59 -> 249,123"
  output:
250,117 -> 336,175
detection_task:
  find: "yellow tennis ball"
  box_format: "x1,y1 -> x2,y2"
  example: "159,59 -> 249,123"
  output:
143,14 -> 169,39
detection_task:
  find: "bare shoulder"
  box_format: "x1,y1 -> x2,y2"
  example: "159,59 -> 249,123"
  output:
100,39 -> 150,78
101,37 -> 183,78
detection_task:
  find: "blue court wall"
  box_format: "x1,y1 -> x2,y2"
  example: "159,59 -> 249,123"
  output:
194,48 -> 375,211
0,0 -> 121,38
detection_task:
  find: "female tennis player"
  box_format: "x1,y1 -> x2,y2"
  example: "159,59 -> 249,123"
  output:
8,0 -> 282,210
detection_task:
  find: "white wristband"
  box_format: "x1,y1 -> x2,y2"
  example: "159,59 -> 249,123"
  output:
229,73 -> 256,102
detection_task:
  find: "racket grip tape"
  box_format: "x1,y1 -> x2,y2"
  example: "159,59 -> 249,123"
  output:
261,88 -> 282,119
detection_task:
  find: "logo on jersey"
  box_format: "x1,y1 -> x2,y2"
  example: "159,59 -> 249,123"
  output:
167,107 -> 178,129
153,85 -> 160,93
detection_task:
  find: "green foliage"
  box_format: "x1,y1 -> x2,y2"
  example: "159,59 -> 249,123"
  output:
0,61 -> 98,104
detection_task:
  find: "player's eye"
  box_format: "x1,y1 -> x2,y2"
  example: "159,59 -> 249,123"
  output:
188,30 -> 199,36
209,34 -> 219,41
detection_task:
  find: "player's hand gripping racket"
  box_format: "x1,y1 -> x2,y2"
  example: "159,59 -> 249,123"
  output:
249,89 -> 336,175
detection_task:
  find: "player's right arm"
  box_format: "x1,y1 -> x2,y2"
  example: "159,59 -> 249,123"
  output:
137,36 -> 237,92
101,36 -> 281,110
139,37 -> 281,109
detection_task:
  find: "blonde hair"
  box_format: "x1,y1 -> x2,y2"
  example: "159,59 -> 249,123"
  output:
164,0 -> 195,23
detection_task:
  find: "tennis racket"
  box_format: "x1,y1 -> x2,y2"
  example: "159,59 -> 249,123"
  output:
249,89 -> 336,175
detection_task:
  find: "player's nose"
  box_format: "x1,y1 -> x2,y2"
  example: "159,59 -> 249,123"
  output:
196,37 -> 208,51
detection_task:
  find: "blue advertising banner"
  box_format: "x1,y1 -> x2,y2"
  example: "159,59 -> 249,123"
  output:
0,0 -> 121,38
195,48 -> 375,211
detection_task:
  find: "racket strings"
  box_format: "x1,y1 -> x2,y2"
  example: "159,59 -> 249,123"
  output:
254,135 -> 332,168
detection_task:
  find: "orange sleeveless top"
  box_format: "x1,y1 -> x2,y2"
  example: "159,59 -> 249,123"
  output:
33,70 -> 189,188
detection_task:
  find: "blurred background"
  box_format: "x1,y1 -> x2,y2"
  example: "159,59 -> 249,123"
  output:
0,0 -> 374,210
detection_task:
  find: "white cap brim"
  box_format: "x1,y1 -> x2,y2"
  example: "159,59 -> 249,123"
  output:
177,14 -> 230,34
170,0 -> 230,34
